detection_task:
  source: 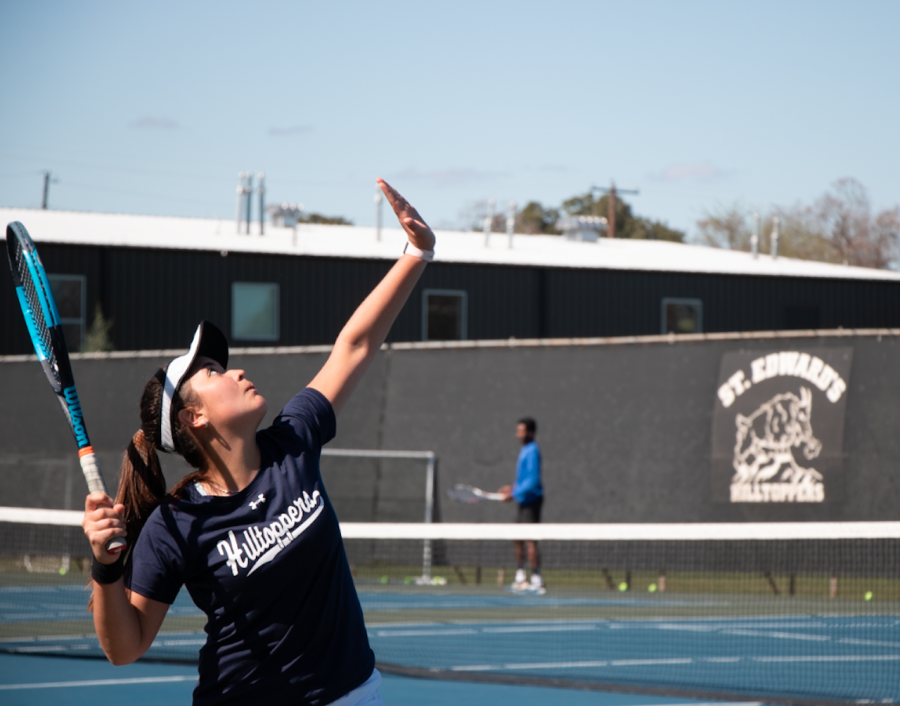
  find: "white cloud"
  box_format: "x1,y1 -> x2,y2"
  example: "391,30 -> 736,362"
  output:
653,162 -> 727,181
538,164 -> 575,173
130,116 -> 179,130
391,166 -> 507,187
267,125 -> 313,137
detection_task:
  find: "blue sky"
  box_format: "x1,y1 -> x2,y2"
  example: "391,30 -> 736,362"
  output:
1,0 -> 898,237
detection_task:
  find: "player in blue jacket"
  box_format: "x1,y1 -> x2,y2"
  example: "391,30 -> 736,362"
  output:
81,178 -> 434,706
498,417 -> 544,592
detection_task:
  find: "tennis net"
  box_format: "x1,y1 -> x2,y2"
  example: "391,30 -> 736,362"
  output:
1,507 -> 898,705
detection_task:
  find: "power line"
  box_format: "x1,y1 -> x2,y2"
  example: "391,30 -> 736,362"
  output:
58,181 -> 225,208
0,152 -> 371,188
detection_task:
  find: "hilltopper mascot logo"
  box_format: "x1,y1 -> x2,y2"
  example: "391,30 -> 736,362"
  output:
711,348 -> 853,504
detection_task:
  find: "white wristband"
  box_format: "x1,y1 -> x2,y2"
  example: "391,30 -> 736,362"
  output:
403,242 -> 434,262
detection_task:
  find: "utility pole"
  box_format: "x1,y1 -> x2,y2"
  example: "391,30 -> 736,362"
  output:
244,173 -> 254,234
41,171 -> 58,210
506,200 -> 516,249
771,216 -> 780,260
591,182 -> 639,238
236,173 -> 246,233
751,213 -> 760,258
483,199 -> 495,247
374,191 -> 383,241
258,172 -> 265,236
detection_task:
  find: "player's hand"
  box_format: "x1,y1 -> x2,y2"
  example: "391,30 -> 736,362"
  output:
377,178 -> 436,252
497,484 -> 513,502
82,492 -> 127,564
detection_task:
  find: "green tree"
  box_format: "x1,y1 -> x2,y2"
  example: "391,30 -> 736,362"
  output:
696,179 -> 900,268
464,193 -> 683,241
697,204 -> 754,250
82,302 -> 114,353
815,178 -> 900,268
464,200 -> 559,235
304,213 -> 353,225
518,201 -> 561,234
562,191 -> 684,242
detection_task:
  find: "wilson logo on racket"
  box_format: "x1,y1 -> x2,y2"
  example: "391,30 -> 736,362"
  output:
63,386 -> 89,448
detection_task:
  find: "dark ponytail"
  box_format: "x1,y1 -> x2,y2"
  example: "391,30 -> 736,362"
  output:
115,368 -> 207,547
89,367 -> 208,609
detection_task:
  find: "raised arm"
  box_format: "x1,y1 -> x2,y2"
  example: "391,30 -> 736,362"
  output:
309,179 -> 435,414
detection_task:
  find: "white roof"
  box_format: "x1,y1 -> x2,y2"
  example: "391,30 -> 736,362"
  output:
3,207 -> 899,282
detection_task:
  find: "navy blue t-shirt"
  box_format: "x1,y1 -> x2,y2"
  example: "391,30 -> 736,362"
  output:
126,388 -> 374,705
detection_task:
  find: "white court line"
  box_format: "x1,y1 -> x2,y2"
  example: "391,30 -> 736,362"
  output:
373,628 -> 478,637
450,654 -> 900,672
482,625 -> 597,634
723,629 -> 830,641
0,675 -> 196,690
753,655 -> 900,663
838,637 -> 900,648
452,658 -> 694,671
0,631 -> 204,644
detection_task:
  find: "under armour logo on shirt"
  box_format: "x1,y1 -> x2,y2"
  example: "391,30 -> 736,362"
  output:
249,494 -> 266,510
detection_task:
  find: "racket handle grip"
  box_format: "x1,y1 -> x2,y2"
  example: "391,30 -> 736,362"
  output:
80,449 -> 128,554
80,449 -> 107,495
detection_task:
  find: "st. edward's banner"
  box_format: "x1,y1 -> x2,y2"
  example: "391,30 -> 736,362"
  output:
711,348 -> 852,504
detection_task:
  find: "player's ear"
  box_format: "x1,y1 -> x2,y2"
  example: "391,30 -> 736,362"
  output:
178,407 -> 207,430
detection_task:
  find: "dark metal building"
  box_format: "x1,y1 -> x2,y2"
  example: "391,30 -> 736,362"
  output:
3,207 -> 900,355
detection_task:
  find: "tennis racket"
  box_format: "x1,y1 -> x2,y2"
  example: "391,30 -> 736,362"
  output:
446,484 -> 506,504
6,221 -> 126,552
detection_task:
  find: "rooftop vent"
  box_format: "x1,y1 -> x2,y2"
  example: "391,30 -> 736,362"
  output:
556,215 -> 608,242
267,203 -> 304,228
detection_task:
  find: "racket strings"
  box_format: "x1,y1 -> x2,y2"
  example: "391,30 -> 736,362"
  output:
16,253 -> 59,377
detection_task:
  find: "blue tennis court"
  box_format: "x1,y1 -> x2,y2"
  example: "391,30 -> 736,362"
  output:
0,653 -> 762,706
368,612 -> 900,697
0,583 -> 703,625
2,586 -> 898,702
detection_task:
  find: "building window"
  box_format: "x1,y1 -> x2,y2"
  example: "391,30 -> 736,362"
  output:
232,282 -> 280,341
422,289 -> 467,341
48,274 -> 86,351
662,297 -> 702,334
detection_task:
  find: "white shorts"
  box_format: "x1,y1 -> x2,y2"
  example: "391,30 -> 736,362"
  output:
326,668 -> 384,706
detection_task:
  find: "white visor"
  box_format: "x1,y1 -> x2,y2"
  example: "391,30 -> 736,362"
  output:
160,321 -> 228,453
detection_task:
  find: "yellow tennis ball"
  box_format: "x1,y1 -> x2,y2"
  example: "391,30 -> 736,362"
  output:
648,584 -> 657,593
618,582 -> 628,592
58,567 -> 67,576
380,576 -> 389,585
864,591 -> 873,601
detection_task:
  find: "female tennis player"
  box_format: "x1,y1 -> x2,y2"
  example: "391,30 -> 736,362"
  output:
81,178 -> 434,706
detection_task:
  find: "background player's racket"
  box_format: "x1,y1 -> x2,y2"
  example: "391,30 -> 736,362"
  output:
6,221 -> 126,552
447,484 -> 506,504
